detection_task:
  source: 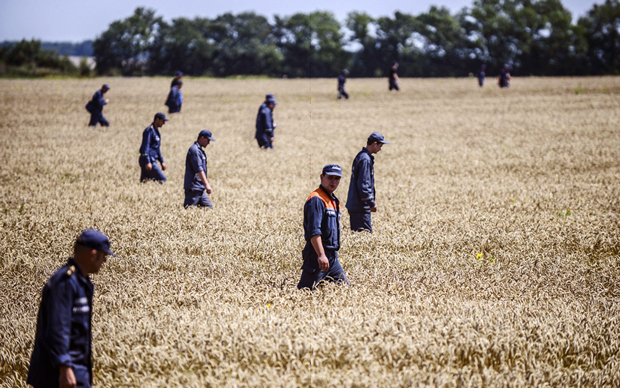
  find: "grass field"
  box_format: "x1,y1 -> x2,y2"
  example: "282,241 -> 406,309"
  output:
0,76 -> 619,387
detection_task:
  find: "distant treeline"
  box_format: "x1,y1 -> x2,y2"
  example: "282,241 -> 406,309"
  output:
0,40 -> 93,57
92,0 -> 620,78
0,40 -> 92,77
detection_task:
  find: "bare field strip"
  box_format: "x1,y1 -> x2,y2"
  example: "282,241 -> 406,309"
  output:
0,77 -> 619,387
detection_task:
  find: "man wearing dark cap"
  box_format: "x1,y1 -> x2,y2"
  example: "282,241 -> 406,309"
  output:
478,64 -> 486,87
498,64 -> 511,88
298,164 -> 349,290
346,132 -> 389,232
184,130 -> 216,208
255,97 -> 277,149
86,84 -> 110,127
165,81 -> 183,113
257,93 -> 274,116
338,69 -> 349,99
388,61 -> 400,91
139,113 -> 168,183
27,229 -> 115,388
171,71 -> 183,88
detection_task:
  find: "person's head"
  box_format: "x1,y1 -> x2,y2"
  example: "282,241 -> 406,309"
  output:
320,164 -> 342,194
176,71 -> 183,79
366,132 -> 389,154
265,93 -> 274,102
267,97 -> 278,110
153,112 -> 169,128
176,81 -> 183,89
101,84 -> 110,94
342,69 -> 349,77
73,229 -> 116,275
197,129 -> 216,147
393,61 -> 399,69
481,64 -> 486,69
503,63 -> 510,70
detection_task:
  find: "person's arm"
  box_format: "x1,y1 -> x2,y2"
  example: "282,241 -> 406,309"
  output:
44,280 -> 75,386
97,91 -> 107,107
190,149 -> 210,193
356,159 -> 376,210
157,135 -> 165,169
140,128 -> 153,170
262,109 -> 273,137
197,171 -> 211,194
310,235 -> 329,271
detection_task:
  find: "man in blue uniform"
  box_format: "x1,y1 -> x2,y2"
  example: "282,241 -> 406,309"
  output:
255,97 -> 277,149
337,69 -> 349,99
171,71 -> 183,87
86,84 -> 110,127
165,82 -> 183,113
257,93 -> 274,115
346,132 -> 389,233
498,64 -> 511,88
184,129 -> 216,208
478,64 -> 486,87
388,61 -> 400,91
27,229 -> 116,388
139,112 -> 168,183
298,164 -> 349,290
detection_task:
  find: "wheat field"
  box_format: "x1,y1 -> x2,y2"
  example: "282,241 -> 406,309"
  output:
0,76 -> 619,387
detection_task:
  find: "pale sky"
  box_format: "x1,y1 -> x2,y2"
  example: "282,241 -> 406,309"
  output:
0,0 -> 603,42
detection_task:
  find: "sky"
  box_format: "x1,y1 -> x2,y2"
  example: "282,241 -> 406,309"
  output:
0,0 -> 604,42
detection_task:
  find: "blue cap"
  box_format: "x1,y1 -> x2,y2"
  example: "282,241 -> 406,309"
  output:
76,229 -> 116,257
154,112 -> 169,122
199,129 -> 216,141
342,69 -> 349,75
102,84 -> 110,90
322,164 -> 343,177
368,132 -> 389,144
265,94 -> 274,99
267,98 -> 278,105
176,71 -> 183,76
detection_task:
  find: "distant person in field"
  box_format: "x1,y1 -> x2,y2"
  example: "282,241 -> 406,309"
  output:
171,71 -> 183,88
346,132 -> 389,233
298,164 -> 349,290
257,93 -> 274,115
165,81 -> 183,113
184,130 -> 216,208
337,69 -> 349,99
139,112 -> 168,183
478,64 -> 486,87
27,229 -> 115,388
389,61 -> 400,91
86,84 -> 110,127
498,64 -> 511,88
255,97 -> 278,149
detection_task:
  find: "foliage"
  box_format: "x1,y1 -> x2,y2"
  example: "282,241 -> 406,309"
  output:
0,39 -> 76,77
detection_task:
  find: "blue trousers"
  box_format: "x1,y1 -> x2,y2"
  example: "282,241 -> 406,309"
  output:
389,80 -> 400,91
349,210 -> 372,232
184,190 -> 213,208
298,247 -> 348,290
139,155 -> 167,183
256,135 -> 273,149
338,89 -> 349,99
88,112 -> 109,127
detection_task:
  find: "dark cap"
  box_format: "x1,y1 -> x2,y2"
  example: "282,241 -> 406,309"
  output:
342,69 -> 349,75
154,112 -> 169,122
322,164 -> 343,177
265,93 -> 274,99
176,71 -> 183,76
102,84 -> 110,90
368,132 -> 389,144
76,229 -> 116,257
267,98 -> 278,105
198,129 -> 216,141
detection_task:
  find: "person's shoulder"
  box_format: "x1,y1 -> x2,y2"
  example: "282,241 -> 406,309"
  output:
306,190 -> 326,204
46,262 -> 77,288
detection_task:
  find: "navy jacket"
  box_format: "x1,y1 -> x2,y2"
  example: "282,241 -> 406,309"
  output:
255,105 -> 275,139
346,147 -> 376,212
89,90 -> 107,113
139,123 -> 164,165
304,186 -> 341,252
165,86 -> 182,112
184,141 -> 207,191
499,69 -> 510,87
338,75 -> 346,90
27,258 -> 94,388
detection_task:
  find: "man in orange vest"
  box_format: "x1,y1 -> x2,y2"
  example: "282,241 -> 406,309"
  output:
298,164 -> 349,289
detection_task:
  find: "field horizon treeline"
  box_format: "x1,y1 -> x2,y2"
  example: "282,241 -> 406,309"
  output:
2,0 -> 620,78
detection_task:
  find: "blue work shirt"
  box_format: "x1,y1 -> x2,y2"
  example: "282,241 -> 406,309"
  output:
499,69 -> 510,87
139,123 -> 164,165
255,104 -> 275,139
166,86 -> 182,111
90,90 -> 107,113
27,258 -> 94,388
346,147 -> 376,212
184,141 -> 207,191
304,185 -> 341,252
338,75 -> 346,90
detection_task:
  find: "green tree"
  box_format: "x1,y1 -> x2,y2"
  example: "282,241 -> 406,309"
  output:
346,11 -> 379,76
578,0 -> 620,74
93,7 -> 164,75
